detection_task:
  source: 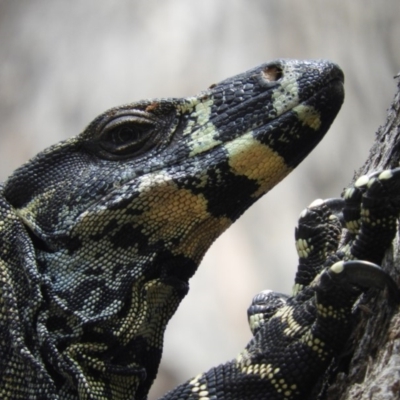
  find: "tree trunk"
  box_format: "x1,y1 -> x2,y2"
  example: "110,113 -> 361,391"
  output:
326,75 -> 400,399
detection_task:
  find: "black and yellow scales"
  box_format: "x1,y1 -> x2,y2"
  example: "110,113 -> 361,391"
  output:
1,59 -> 399,399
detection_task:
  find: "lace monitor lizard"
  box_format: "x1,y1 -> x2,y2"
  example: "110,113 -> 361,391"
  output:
1,59 -> 399,399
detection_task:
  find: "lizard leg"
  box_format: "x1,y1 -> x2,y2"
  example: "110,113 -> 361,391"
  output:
247,197 -> 344,337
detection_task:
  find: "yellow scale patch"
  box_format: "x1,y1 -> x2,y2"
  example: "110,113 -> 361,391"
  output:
316,303 -> 346,320
135,170 -> 231,262
273,305 -> 305,337
299,331 -> 328,360
224,132 -> 291,198
180,97 -> 223,157
293,104 -> 321,130
295,237 -> 313,259
291,283 -> 303,296
237,351 -> 298,399
271,71 -> 300,115
189,374 -> 211,400
249,313 -> 265,333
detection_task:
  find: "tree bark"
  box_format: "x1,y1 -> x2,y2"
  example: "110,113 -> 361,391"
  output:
326,75 -> 400,399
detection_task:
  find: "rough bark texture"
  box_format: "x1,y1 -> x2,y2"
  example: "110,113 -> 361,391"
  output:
326,75 -> 400,399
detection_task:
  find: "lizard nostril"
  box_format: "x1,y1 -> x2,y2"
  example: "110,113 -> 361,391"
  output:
261,65 -> 283,82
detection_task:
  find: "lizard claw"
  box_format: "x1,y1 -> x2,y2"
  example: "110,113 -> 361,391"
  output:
320,260 -> 400,304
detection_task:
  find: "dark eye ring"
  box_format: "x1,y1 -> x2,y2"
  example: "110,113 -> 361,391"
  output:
98,116 -> 155,156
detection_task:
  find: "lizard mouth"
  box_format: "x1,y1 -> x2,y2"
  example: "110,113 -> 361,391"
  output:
251,72 -> 344,170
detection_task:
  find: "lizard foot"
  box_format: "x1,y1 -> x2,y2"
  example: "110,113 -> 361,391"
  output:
342,168 -> 400,264
293,197 -> 344,294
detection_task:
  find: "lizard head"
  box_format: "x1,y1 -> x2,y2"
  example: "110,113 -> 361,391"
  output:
4,60 -> 344,285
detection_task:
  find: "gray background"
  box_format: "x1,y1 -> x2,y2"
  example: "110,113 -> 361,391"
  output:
0,1 -> 399,398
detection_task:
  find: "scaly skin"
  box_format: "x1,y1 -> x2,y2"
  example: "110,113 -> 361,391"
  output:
0,60 -> 344,399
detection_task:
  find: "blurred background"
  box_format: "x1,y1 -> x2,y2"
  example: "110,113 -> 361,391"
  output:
0,1 -> 399,398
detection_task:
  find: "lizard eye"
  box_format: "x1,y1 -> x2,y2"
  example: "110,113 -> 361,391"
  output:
98,116 -> 155,156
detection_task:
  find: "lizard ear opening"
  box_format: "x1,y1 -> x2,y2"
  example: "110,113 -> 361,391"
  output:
261,65 -> 283,82
98,115 -> 156,157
